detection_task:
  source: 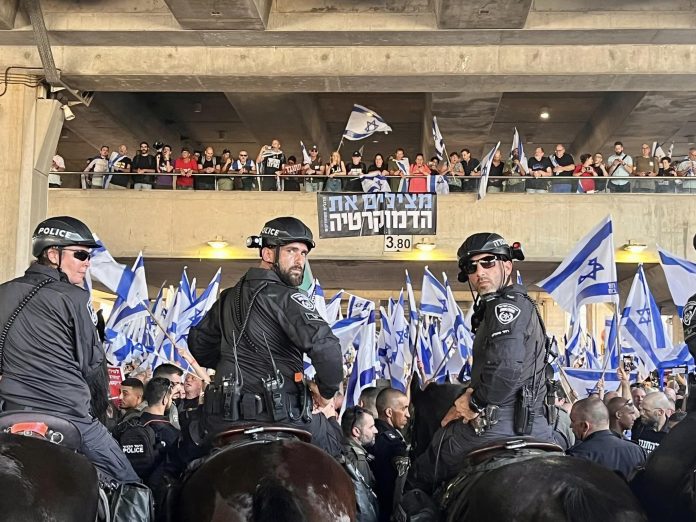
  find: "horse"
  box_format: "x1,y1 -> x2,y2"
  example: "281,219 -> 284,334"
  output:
630,384 -> 696,522
0,432 -> 100,522
408,381 -> 648,522
169,426 -> 357,522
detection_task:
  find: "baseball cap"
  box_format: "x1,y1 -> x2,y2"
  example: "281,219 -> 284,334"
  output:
310,145 -> 318,151
352,150 -> 361,157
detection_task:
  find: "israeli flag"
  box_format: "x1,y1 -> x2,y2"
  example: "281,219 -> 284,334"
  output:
389,290 -> 413,393
427,174 -> 449,195
342,104 -> 392,141
432,116 -> 446,161
361,170 -> 391,193
395,158 -> 410,192
417,322 -> 434,379
377,306 -> 393,379
347,293 -> 375,318
604,315 -> 620,368
620,264 -> 674,373
510,128 -> 528,174
405,270 -> 419,351
563,367 -> 637,399
300,140 -> 312,165
476,141 -> 501,201
564,318 -> 584,367
420,266 -> 448,317
537,215 -> 619,313
657,246 -> 696,316
326,291 -> 344,324
344,310 -> 377,408
332,312 -> 370,356
89,237 -> 149,308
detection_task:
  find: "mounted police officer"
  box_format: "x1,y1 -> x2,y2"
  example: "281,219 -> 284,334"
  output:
188,216 -> 344,456
681,234 -> 696,406
0,216 -> 139,483
409,232 -> 554,492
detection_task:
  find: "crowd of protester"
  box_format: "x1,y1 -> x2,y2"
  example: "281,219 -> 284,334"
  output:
49,138 -> 696,194
105,351 -> 687,520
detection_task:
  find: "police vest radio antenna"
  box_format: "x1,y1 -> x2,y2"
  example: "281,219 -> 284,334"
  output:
261,331 -> 283,385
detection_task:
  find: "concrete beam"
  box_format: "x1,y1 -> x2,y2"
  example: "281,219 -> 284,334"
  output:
0,0 -> 19,29
569,92 -> 645,158
163,0 -> 270,30
435,0 -> 533,29
224,93 -> 332,157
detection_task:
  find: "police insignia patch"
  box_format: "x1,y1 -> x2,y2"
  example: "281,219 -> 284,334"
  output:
494,303 -> 521,324
291,292 -> 315,311
87,302 -> 98,326
683,301 -> 696,326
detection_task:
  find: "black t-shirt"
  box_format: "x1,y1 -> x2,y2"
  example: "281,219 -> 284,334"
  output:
262,152 -> 286,175
488,162 -> 504,187
196,157 -> 218,189
636,425 -> 669,455
346,161 -> 367,177
110,156 -> 132,187
131,154 -> 157,184
657,167 -> 675,186
551,152 -> 575,176
461,158 -> 480,176
526,156 -> 552,190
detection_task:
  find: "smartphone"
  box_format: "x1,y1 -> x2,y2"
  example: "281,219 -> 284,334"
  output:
671,365 -> 688,375
622,355 -> 633,372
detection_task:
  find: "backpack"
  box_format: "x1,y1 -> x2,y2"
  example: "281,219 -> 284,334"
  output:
113,413 -> 169,480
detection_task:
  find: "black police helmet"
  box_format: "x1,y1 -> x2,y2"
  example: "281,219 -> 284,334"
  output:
457,232 -> 524,282
247,216 -> 315,252
32,216 -> 99,258
693,233 -> 696,251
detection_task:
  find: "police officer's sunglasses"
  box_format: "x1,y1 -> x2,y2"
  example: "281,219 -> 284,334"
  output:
463,255 -> 499,274
61,248 -> 92,261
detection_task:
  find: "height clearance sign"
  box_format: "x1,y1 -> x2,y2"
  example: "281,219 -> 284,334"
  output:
317,192 -> 437,238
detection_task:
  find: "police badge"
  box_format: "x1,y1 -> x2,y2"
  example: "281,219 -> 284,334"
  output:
495,303 -> 521,324
290,292 -> 316,311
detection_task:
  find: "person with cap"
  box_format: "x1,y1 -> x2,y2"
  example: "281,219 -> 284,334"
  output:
188,216 -> 345,457
345,150 -> 367,192
0,216 -> 139,483
409,232 -> 554,492
302,145 -> 325,192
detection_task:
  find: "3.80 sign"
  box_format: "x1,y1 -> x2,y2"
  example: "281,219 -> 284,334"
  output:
384,235 -> 412,252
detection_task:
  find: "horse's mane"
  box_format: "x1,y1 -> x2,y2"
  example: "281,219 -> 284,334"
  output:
252,477 -> 307,522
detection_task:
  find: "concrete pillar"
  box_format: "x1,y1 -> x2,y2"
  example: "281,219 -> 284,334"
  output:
163,0 -> 271,30
0,82 -> 62,281
0,0 -> 19,29
435,0 -> 532,29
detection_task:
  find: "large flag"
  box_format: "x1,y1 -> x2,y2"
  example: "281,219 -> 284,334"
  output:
89,237 -> 148,308
427,173 -> 449,195
395,158 -> 410,192
657,246 -> 696,316
563,367 -> 637,399
300,140 -> 312,165
389,290 -> 413,393
510,127 -> 528,174
420,266 -> 448,317
432,116 -> 446,161
620,264 -> 674,373
405,270 -> 419,350
326,291 -> 344,324
476,141 -> 501,201
361,170 -> 391,193
342,104 -> 392,141
537,215 -> 619,313
344,310 -> 377,408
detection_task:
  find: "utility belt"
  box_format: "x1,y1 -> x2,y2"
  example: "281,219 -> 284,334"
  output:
203,374 -> 311,423
469,405 -> 500,436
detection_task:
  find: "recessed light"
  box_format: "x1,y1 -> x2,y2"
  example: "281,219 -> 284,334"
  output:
622,240 -> 647,253
539,107 -> 550,120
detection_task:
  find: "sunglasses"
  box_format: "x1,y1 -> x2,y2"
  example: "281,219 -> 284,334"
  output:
622,399 -> 634,409
463,255 -> 499,275
61,248 -> 91,261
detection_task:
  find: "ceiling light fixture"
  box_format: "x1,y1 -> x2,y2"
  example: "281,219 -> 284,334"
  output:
539,107 -> 550,120
207,236 -> 228,249
622,240 -> 647,253
415,240 -> 436,252
61,104 -> 75,121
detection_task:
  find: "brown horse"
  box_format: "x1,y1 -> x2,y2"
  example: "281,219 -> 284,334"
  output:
0,432 -> 100,522
170,432 -> 356,522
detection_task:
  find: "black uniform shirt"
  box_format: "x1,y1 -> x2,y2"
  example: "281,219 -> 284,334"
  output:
370,418 -> 407,522
188,267 -> 343,400
0,264 -> 103,420
567,429 -> 646,479
682,294 -> 696,359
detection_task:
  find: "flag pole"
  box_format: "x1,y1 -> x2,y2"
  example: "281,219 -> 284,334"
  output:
558,366 -> 580,403
337,136 -> 345,153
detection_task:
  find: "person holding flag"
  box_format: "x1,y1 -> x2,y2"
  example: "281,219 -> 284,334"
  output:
0,216 -> 139,483
410,232 -> 555,491
188,217 -> 344,457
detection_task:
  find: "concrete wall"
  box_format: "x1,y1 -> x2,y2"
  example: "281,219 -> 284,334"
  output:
47,190 -> 695,263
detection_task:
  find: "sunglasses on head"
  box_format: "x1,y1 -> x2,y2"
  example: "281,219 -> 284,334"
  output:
61,248 -> 91,261
463,255 -> 499,274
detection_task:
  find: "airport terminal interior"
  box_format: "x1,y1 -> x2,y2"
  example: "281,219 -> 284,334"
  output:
1,0 -> 695,344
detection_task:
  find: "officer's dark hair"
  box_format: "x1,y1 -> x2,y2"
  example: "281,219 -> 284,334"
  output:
144,377 -> 172,405
153,364 -> 183,380
358,386 -> 380,416
121,378 -> 144,393
341,406 -> 372,438
376,388 -> 407,417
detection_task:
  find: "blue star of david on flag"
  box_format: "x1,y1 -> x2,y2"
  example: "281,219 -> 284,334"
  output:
395,327 -> 408,347
636,307 -> 651,325
364,120 -> 378,133
578,257 -> 604,284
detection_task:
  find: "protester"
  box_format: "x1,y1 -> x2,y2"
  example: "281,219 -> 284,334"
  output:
118,377 -> 145,422
342,406 -> 378,489
358,386 -> 381,418
636,391 -> 674,455
131,141 -> 157,190
607,397 -> 638,439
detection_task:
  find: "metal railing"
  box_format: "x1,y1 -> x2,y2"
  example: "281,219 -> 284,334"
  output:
48,172 -> 694,194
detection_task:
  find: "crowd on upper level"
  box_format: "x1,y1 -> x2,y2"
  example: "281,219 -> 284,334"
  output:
50,138 -> 696,194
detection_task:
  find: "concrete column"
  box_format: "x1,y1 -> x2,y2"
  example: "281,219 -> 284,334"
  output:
0,0 -> 19,29
163,0 -> 271,30
435,0 -> 532,29
0,83 -> 62,281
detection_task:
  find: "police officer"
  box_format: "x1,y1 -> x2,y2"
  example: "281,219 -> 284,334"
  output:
682,234 -> 696,409
341,406 -> 378,489
409,232 -> 554,492
188,216 -> 344,456
0,216 -> 139,483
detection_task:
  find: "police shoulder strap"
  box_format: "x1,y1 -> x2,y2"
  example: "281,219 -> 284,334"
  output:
0,278 -> 55,375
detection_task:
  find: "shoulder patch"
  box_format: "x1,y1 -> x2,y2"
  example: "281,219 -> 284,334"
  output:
304,312 -> 324,322
385,432 -> 398,440
87,302 -> 98,326
494,303 -> 521,325
683,301 -> 696,327
290,292 -> 315,311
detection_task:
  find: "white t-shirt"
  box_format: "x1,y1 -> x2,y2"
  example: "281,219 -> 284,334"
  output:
606,153 -> 633,185
48,154 -> 65,186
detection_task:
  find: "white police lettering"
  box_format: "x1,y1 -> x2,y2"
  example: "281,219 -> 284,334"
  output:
291,292 -> 315,311
683,301 -> 696,327
491,239 -> 506,247
37,227 -> 68,237
122,444 -> 144,454
261,227 -> 280,236
305,312 -> 322,322
491,329 -> 510,338
495,303 -> 521,324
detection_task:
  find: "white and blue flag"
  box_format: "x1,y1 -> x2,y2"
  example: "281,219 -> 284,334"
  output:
405,270 -> 419,351
361,170 -> 391,193
658,246 -> 696,316
300,140 -> 312,165
476,141 -> 501,201
342,104 -> 392,141
563,367 -> 637,399
620,264 -> 673,373
537,215 -> 619,313
510,128 -> 528,174
344,310 -> 377,408
89,237 -> 148,308
395,158 -> 410,192
389,290 -> 413,393
420,266 -> 448,317
427,173 -> 449,195
432,116 -> 446,161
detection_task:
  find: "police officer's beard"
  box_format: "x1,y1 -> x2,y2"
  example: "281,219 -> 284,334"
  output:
276,264 -> 304,287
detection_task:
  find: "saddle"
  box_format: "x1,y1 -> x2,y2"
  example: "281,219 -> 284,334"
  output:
462,437 -> 563,466
0,411 -> 82,451
211,422 -> 312,449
